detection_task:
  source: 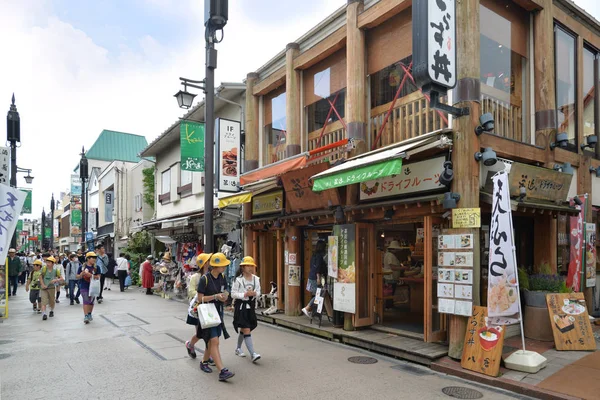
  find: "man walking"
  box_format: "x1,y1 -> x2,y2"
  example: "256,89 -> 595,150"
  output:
116,253 -> 129,292
7,249 -> 23,296
95,245 -> 109,303
66,253 -> 81,305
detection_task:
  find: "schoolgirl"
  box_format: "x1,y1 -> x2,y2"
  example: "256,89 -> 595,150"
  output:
231,256 -> 261,363
185,252 -> 212,359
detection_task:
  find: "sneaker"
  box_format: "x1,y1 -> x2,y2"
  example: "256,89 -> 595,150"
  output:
185,341 -> 197,359
32,305 -> 36,312
37,309 -> 41,314
251,353 -> 261,363
235,348 -> 246,357
49,311 -> 54,318
97,299 -> 103,304
302,307 -> 311,318
208,357 -> 216,366
70,301 -> 74,305
218,368 -> 235,381
84,315 -> 90,324
75,298 -> 80,304
199,362 -> 212,373
88,314 -> 93,321
42,314 -> 47,320
55,299 -> 60,303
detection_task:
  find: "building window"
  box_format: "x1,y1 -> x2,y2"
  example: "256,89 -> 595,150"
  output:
555,25 -> 577,151
161,169 -> 171,195
306,88 -> 346,134
479,1 -> 529,142
370,55 -> 417,109
180,167 -> 192,186
263,89 -> 286,165
583,44 -> 597,152
134,194 -> 143,212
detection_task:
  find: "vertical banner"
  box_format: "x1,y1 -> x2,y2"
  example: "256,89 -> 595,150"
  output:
567,198 -> 585,292
180,121 -> 205,172
585,223 -> 596,288
20,189 -> 32,214
333,224 -> 356,314
0,147 -> 9,185
216,118 -> 241,192
105,191 -> 113,223
70,175 -> 81,197
487,172 -> 520,325
70,209 -> 82,236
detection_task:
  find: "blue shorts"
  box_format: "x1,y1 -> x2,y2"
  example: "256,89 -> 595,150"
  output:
197,324 -> 222,342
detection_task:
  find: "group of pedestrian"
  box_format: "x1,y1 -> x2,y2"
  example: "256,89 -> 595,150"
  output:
183,251 -> 262,382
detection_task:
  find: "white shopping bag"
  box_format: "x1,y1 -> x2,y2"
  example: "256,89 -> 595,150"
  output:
89,278 -> 101,298
198,302 -> 222,329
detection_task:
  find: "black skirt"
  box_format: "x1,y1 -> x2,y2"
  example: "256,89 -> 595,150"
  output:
233,299 -> 258,333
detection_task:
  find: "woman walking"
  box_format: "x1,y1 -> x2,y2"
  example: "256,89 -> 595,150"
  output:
76,252 -> 101,324
184,253 -> 212,359
116,253 -> 129,292
39,256 -> 63,320
231,256 -> 261,362
197,252 -> 234,381
66,253 -> 81,305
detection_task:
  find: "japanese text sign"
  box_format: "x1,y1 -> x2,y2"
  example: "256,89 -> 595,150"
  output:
0,147 -> 9,185
585,223 -> 596,288
568,197 -> 585,292
546,293 -> 596,351
312,159 -> 402,192
461,306 -> 505,377
452,208 -> 481,228
252,190 -> 284,217
180,121 -> 205,172
0,184 -> 26,261
413,0 -> 457,92
509,162 -> 572,202
487,172 -> 520,325
359,157 -> 445,200
71,175 -> 81,196
281,163 -> 341,212
216,118 -> 241,193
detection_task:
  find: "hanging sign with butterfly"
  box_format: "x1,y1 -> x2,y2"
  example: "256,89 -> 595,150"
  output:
359,156 -> 446,201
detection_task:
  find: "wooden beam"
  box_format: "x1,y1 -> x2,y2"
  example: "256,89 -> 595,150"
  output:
285,43 -> 301,157
480,133 -> 547,164
244,73 -> 259,172
512,0 -> 544,11
253,66 -> 286,96
358,0 -> 411,29
293,27 -> 347,70
554,147 -> 581,168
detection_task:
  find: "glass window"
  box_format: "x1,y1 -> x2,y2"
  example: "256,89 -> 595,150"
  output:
555,26 -> 577,151
306,88 -> 346,134
479,1 -> 529,142
180,167 -> 192,187
583,46 -> 597,147
370,55 -> 417,109
263,90 -> 286,165
161,169 -> 171,194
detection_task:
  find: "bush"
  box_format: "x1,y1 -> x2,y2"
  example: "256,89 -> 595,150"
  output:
518,268 -> 529,290
528,274 -> 566,292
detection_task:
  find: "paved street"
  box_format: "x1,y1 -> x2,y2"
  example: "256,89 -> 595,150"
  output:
0,285 -> 532,400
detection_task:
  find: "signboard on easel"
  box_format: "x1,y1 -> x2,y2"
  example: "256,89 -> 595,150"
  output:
546,293 -> 596,351
461,306 -> 505,377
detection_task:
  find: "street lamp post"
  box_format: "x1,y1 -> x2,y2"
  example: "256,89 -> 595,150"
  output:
41,208 -> 46,251
174,0 -> 227,253
79,147 -> 88,251
50,193 -> 55,252
7,94 -> 20,249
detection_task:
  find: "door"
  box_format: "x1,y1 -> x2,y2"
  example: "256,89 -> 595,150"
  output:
424,216 -> 447,342
354,223 -> 376,327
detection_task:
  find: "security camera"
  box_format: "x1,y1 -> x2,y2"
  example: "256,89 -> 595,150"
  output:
475,113 -> 495,135
550,132 -> 569,150
439,161 -> 454,187
474,147 -> 498,166
581,135 -> 598,151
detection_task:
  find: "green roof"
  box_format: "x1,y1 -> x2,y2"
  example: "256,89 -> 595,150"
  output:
86,130 -> 148,163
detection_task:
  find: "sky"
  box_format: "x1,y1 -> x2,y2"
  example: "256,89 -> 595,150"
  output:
0,0 -> 598,219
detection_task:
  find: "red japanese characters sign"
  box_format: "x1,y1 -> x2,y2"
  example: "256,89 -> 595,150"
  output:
567,197 -> 585,292
461,306 -> 505,377
359,156 -> 446,201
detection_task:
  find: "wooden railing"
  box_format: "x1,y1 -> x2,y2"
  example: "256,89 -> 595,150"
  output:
481,86 -> 525,143
307,121 -> 347,165
369,91 -> 449,149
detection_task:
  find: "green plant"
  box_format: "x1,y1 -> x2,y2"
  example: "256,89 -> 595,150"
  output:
539,262 -> 552,275
528,274 -> 565,292
142,167 -> 155,209
518,268 -> 530,290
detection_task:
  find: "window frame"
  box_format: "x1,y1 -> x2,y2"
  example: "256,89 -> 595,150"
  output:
554,23 -> 579,152
178,165 -> 193,197
159,168 -> 171,203
582,42 -> 600,158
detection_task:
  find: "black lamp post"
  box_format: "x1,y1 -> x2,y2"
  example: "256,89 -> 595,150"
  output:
41,208 -> 46,251
50,193 -> 55,251
7,94 -> 20,249
79,147 -> 88,250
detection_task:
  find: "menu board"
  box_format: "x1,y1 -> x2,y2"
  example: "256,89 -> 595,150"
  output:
436,232 -> 474,315
461,306 -> 505,377
546,293 -> 596,351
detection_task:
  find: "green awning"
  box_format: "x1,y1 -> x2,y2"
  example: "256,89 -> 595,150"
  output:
312,158 -> 403,191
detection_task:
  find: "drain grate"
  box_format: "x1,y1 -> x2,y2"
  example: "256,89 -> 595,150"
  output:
442,387 -> 483,399
0,353 -> 11,360
348,356 -> 378,364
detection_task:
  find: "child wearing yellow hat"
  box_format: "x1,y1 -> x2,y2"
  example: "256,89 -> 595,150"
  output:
231,256 -> 261,363
26,259 -> 43,313
185,252 -> 213,361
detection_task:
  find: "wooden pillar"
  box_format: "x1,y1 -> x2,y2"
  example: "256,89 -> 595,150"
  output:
285,43 -> 301,158
448,0 -> 481,360
285,226 -> 301,315
277,229 -> 284,310
242,203 -> 253,257
534,215 -> 558,273
244,73 -> 259,172
533,0 -> 557,152
578,158 -> 594,310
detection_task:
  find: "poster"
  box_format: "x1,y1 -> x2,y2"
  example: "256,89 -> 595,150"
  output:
455,300 -> 474,316
216,118 -> 241,192
438,283 -> 454,298
70,174 -> 81,196
327,236 -> 338,278
334,224 -> 356,283
461,306 -> 505,377
288,265 -> 300,287
284,250 -> 289,264
452,208 -> 481,228
288,253 -> 297,265
455,284 -> 473,300
438,252 -> 455,266
585,223 -> 596,288
487,172 -> 520,325
455,252 -> 473,267
546,293 -> 596,351
567,197 -> 585,291
454,269 -> 473,284
333,282 -> 355,313
438,268 -> 454,283
70,209 -> 82,236
458,234 -> 473,249
438,235 -> 456,249
438,298 -> 455,314
180,121 -> 205,172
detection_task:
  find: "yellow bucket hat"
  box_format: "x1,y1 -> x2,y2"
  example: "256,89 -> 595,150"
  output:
33,259 -> 43,266
196,253 -> 213,269
210,252 -> 230,267
46,256 -> 57,264
86,251 -> 97,258
240,256 -> 257,267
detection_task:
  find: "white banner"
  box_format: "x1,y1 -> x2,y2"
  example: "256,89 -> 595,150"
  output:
216,118 -> 241,193
487,172 -> 520,325
0,184 -> 26,261
0,147 -> 9,185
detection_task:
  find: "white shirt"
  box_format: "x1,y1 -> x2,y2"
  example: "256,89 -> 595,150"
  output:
116,257 -> 129,271
383,251 -> 400,280
231,275 -> 261,301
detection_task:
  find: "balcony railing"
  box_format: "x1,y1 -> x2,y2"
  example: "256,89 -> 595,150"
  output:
307,120 -> 347,165
481,85 -> 525,143
370,91 -> 449,149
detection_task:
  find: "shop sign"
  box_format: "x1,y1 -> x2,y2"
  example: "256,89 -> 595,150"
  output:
413,0 -> 457,93
333,282 -> 355,314
359,157 -> 445,201
313,159 -> 402,192
487,172 -> 520,325
509,162 -> 572,202
0,147 -> 9,185
585,223 -> 596,288
28,236 -> 38,241
105,191 -> 114,223
252,190 -> 284,217
546,293 -> 596,351
180,121 -> 205,172
216,118 -> 241,193
20,189 -> 32,214
70,209 -> 82,236
452,208 -> 481,228
282,163 -> 340,212
567,197 -> 585,292
460,306 -> 506,377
